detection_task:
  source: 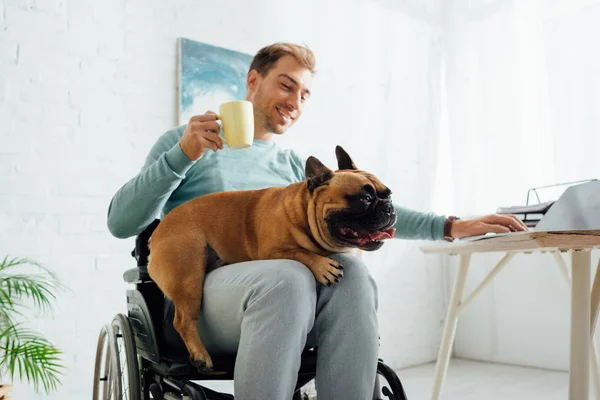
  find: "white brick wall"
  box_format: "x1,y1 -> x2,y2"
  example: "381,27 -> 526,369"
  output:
0,0 -> 447,397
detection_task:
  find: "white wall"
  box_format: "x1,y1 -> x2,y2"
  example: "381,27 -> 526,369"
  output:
451,250 -> 600,371
442,0 -> 600,371
0,0 -> 449,397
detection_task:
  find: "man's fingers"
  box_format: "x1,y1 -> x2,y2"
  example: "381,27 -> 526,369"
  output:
200,132 -> 224,150
511,215 -> 529,231
499,214 -> 528,231
479,223 -> 511,234
458,215 -> 528,238
204,131 -> 225,149
189,120 -> 220,134
486,214 -> 527,231
189,112 -> 219,123
199,137 -> 219,152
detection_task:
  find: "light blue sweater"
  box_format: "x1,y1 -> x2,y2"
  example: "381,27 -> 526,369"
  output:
107,125 -> 447,241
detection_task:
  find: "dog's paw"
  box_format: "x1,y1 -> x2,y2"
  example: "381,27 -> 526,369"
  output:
189,355 -> 214,375
310,257 -> 344,286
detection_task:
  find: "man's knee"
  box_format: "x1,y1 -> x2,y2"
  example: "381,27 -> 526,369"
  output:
327,253 -> 379,309
248,260 -> 317,314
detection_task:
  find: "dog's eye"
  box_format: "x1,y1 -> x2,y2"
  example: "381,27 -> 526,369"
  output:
361,195 -> 373,203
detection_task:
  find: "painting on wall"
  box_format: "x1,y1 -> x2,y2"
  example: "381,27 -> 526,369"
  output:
178,38 -> 253,125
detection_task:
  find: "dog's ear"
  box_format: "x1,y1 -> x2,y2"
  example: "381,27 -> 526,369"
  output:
335,145 -> 357,170
305,156 -> 333,193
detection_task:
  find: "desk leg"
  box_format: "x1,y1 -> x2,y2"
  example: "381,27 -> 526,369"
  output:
591,258 -> 600,400
570,250 -> 592,400
591,341 -> 600,400
590,258 -> 600,335
431,253 -> 471,400
554,252 -> 600,398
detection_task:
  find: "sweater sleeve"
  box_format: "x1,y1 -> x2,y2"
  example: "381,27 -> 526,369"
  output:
106,126 -> 195,238
391,203 -> 447,241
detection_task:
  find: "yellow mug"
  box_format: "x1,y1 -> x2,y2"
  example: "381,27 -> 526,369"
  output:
218,100 -> 254,149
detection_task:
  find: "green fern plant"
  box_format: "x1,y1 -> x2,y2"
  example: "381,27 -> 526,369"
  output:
0,256 -> 66,394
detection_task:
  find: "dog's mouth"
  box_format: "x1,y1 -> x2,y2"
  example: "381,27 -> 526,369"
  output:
338,227 -> 396,248
325,201 -> 397,251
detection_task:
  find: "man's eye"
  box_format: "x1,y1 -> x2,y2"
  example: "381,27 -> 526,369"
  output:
281,83 -> 290,90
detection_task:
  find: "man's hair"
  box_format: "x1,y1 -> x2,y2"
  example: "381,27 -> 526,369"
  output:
249,42 -> 316,77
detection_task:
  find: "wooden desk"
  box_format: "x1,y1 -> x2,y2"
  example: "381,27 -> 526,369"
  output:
420,230 -> 600,400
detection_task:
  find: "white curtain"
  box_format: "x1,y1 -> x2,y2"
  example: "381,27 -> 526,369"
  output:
442,0 -> 600,216
441,0 -> 600,370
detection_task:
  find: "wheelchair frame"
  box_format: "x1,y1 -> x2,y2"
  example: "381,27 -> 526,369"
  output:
93,219 -> 408,400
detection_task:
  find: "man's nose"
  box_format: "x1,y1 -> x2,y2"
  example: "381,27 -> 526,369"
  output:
286,93 -> 301,111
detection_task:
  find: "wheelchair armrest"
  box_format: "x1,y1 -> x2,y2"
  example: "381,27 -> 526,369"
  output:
132,219 -> 161,267
126,219 -> 161,284
123,267 -> 152,283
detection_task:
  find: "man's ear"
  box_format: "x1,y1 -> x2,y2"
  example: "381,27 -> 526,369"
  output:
335,145 -> 357,170
305,156 -> 333,193
246,69 -> 261,95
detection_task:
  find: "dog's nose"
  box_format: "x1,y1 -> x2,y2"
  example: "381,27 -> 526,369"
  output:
384,203 -> 394,216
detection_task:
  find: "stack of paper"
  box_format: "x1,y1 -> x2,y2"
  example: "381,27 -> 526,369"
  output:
496,200 -> 555,228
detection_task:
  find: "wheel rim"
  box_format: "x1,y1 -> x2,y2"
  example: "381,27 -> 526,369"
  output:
93,325 -> 118,400
92,325 -> 107,399
94,315 -> 141,400
112,314 -> 141,400
376,362 -> 408,400
106,321 -> 123,399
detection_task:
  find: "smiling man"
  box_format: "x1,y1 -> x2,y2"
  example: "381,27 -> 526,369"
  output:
249,53 -> 311,137
107,42 -> 525,400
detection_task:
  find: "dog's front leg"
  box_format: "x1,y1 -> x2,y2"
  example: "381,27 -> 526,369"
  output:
273,250 -> 344,286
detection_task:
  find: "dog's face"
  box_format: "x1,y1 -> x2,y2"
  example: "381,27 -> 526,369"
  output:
305,146 -> 397,252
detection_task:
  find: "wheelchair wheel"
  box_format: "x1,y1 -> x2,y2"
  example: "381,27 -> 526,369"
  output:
112,313 -> 141,399
93,324 -> 119,399
375,361 -> 408,400
93,314 -> 141,399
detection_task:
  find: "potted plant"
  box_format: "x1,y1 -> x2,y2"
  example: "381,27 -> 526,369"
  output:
0,256 -> 66,395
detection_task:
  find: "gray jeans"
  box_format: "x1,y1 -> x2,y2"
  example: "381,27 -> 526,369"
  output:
164,253 -> 379,400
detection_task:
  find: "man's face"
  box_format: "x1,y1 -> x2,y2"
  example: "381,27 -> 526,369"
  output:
248,55 -> 313,135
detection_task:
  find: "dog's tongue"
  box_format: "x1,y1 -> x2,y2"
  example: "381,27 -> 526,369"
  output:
367,228 -> 396,241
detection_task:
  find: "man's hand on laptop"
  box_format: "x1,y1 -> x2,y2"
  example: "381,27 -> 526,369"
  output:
451,214 -> 528,239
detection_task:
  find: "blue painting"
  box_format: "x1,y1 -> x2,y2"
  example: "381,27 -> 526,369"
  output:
178,38 -> 253,124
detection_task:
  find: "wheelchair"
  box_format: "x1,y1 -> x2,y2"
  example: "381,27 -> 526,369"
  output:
93,219 -> 408,399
